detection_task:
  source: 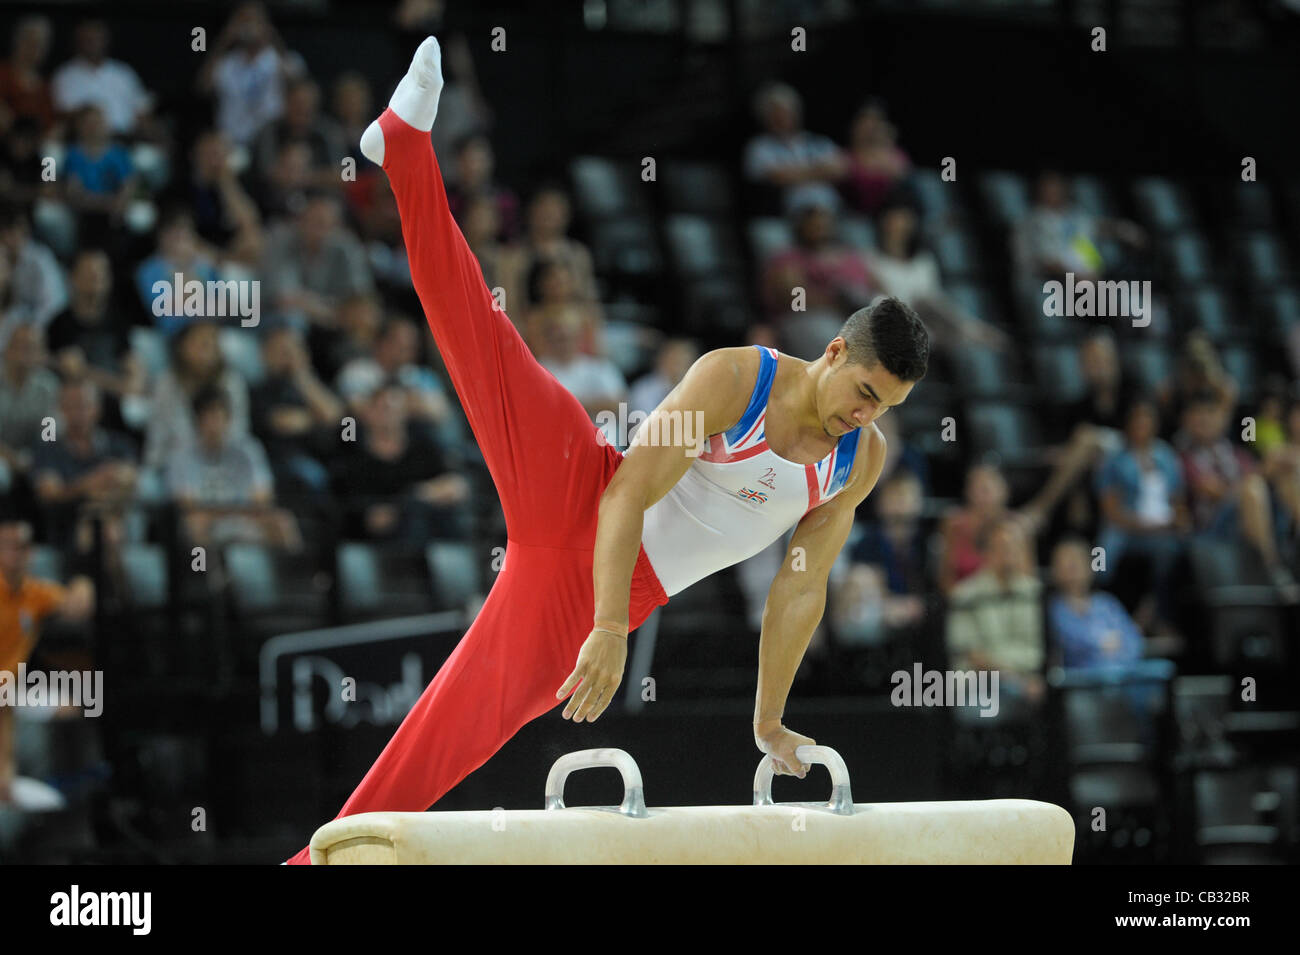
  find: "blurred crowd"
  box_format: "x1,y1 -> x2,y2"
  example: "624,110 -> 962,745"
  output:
738,79 -> 1300,717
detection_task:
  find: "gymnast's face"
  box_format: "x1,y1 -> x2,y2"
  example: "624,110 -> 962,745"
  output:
819,339 -> 912,438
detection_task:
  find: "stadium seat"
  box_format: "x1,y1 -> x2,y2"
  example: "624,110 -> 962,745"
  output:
337,541 -> 437,621
1033,342 -> 1089,405
680,274 -> 751,340
664,214 -> 744,278
1178,284 -> 1237,341
930,227 -> 982,279
1186,537 -> 1288,670
426,540 -> 482,610
130,143 -> 171,193
1121,341 -> 1175,393
31,198 -> 78,259
1219,346 -> 1258,404
219,329 -> 265,386
910,168 -> 968,226
966,401 -> 1045,465
660,160 -> 735,218
1061,686 -> 1162,766
978,170 -> 1031,226
120,543 -> 168,610
1132,176 -> 1195,232
1161,231 -> 1213,283
747,217 -> 792,264
838,215 -> 875,251
1262,285 -> 1300,341
570,156 -> 648,220
27,544 -> 64,583
1172,675 -> 1234,757
603,317 -> 664,378
129,327 -> 169,378
945,281 -> 1010,330
1236,231 -> 1292,288
223,542 -> 328,634
603,301 -> 661,328
1011,273 -> 1066,339
948,347 -> 1029,400
1068,764 -> 1161,809
1194,766 -> 1296,863
589,217 -> 663,278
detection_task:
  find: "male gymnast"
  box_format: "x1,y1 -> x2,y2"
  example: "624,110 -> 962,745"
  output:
285,38 -> 928,864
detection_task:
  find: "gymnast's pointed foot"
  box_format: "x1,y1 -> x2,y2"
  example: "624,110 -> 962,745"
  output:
360,35 -> 444,166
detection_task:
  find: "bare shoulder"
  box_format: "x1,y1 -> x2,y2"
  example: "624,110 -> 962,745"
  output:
671,346 -> 760,435
694,345 -> 759,390
845,421 -> 888,502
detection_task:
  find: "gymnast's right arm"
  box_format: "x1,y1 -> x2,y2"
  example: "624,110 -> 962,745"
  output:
556,347 -> 755,724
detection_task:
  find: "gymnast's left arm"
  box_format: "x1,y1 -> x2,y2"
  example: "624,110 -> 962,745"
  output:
753,429 -> 886,776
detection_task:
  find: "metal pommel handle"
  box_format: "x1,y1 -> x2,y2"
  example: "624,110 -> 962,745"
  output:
544,747 -> 648,818
753,744 -> 854,815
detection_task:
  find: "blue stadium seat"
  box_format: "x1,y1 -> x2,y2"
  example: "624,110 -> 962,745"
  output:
1236,231 -> 1292,288
978,170 -> 1031,226
1219,346 -> 1258,404
1263,286 -> 1300,340
946,281 -> 1008,329
1033,342 -> 1089,405
129,327 -> 169,378
121,543 -> 168,610
1179,284 -> 1237,341
1162,231 -> 1212,283
910,168 -> 968,226
1121,341 -> 1175,394
27,544 -> 64,583
930,227 -> 981,279
1133,176 -> 1195,232
219,329 -> 266,386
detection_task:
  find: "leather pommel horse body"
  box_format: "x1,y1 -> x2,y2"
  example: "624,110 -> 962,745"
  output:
309,747 -> 1075,864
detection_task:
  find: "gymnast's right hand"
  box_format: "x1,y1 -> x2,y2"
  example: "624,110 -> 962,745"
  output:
556,628 -> 627,723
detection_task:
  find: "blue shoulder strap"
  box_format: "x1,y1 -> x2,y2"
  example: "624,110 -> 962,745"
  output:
828,427 -> 862,494
724,346 -> 778,444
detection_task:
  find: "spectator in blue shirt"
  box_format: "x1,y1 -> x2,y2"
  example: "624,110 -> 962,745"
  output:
134,208 -> 220,336
1094,396 -> 1189,639
62,104 -> 135,246
1048,536 -> 1145,669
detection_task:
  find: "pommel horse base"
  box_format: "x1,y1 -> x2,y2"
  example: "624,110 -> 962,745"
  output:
308,747 -> 1075,864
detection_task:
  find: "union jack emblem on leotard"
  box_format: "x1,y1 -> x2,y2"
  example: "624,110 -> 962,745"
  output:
737,487 -> 769,503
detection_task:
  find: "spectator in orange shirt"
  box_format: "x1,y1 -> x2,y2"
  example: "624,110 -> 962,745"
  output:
0,517 -> 94,803
0,17 -> 57,137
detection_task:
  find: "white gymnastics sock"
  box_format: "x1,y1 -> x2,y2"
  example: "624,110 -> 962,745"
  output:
360,36 -> 444,165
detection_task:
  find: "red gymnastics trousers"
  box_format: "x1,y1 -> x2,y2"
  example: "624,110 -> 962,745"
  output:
284,110 -> 669,864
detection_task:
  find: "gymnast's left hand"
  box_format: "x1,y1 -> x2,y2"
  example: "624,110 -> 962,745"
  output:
557,628 -> 627,722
